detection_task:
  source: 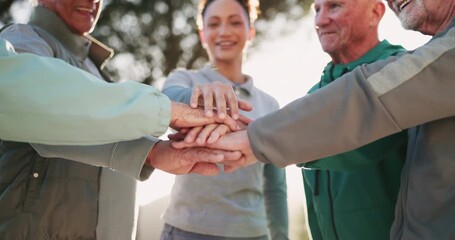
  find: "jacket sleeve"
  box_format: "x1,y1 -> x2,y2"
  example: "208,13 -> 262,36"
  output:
248,27 -> 455,167
263,164 -> 289,239
0,39 -> 171,145
162,70 -> 194,103
30,136 -> 159,181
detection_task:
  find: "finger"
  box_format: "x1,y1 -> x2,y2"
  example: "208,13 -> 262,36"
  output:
221,156 -> 246,173
226,90 -> 239,120
219,115 -> 240,131
223,164 -> 242,173
218,150 -> 242,161
196,124 -> 218,145
179,128 -> 190,134
207,124 -> 231,144
238,114 -> 253,126
236,120 -> 248,130
190,148 -> 224,163
214,90 -> 227,120
202,87 -> 214,117
189,163 -> 220,176
238,99 -> 253,112
167,132 -> 186,141
221,155 -> 246,165
171,141 -> 199,149
190,87 -> 202,108
184,126 -> 203,143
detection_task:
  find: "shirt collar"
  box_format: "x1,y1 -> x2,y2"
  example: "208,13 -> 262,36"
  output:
201,65 -> 253,96
29,6 -> 113,68
323,40 -> 403,82
327,40 -> 392,72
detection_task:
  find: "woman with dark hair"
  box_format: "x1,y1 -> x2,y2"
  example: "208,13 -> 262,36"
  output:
160,0 -> 288,239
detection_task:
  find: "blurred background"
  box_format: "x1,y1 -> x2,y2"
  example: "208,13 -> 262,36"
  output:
1,0 -> 430,239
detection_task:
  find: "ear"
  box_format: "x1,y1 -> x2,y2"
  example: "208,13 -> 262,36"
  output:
248,27 -> 256,42
198,30 -> 208,48
37,0 -> 47,7
371,1 -> 386,27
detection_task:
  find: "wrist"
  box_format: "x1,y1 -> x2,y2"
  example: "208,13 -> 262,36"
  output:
145,140 -> 164,167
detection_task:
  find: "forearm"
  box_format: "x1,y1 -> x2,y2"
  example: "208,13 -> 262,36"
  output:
0,48 -> 171,145
163,86 -> 192,104
249,31 -> 455,167
249,68 -> 400,167
31,136 -> 159,180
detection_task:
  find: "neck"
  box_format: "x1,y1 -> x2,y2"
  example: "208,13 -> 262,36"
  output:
212,60 -> 245,84
331,36 -> 380,64
434,4 -> 455,35
419,2 -> 455,35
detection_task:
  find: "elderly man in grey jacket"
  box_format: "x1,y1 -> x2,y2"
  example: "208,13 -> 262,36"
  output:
0,1 -> 242,239
175,0 -> 455,239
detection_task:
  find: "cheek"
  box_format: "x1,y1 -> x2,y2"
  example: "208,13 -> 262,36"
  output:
205,33 -> 217,46
56,6 -> 74,26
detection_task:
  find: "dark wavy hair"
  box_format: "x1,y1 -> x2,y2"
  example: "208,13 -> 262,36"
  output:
197,0 -> 260,30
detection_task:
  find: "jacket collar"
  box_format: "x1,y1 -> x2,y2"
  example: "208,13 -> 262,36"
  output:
29,6 -> 113,69
321,40 -> 404,86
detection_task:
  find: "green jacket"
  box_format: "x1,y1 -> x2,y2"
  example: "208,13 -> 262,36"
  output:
301,41 -> 407,240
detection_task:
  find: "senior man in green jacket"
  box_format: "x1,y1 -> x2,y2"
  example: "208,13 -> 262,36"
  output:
300,0 -> 406,239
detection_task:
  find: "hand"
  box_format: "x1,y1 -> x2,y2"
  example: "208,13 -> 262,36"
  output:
212,130 -> 257,172
172,130 -> 258,173
145,140 -> 242,176
170,101 -> 243,131
190,82 -> 253,120
168,119 -> 251,146
169,124 -> 231,146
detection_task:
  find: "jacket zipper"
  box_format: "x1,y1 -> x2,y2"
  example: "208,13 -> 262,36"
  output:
393,127 -> 418,239
314,170 -> 320,196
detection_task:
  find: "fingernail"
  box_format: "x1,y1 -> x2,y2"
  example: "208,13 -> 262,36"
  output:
219,113 -> 225,119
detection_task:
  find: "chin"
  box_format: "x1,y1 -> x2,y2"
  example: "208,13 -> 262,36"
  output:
214,54 -> 239,62
399,15 -> 424,31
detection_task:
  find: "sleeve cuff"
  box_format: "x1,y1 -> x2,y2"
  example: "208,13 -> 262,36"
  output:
110,136 -> 160,180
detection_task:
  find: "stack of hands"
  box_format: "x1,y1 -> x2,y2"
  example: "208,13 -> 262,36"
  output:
146,83 -> 259,176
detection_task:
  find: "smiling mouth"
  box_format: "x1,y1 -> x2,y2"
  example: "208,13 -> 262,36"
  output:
398,0 -> 412,11
217,41 -> 235,47
76,7 -> 94,14
319,32 -> 335,37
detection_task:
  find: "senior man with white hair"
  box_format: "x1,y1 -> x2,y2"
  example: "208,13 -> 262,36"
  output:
0,1 -> 243,239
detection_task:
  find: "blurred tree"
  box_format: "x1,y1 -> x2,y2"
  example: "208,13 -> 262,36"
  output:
1,0 -> 312,85
0,0 -> 15,24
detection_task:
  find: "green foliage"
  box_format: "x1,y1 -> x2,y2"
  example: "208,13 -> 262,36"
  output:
1,0 -> 312,85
